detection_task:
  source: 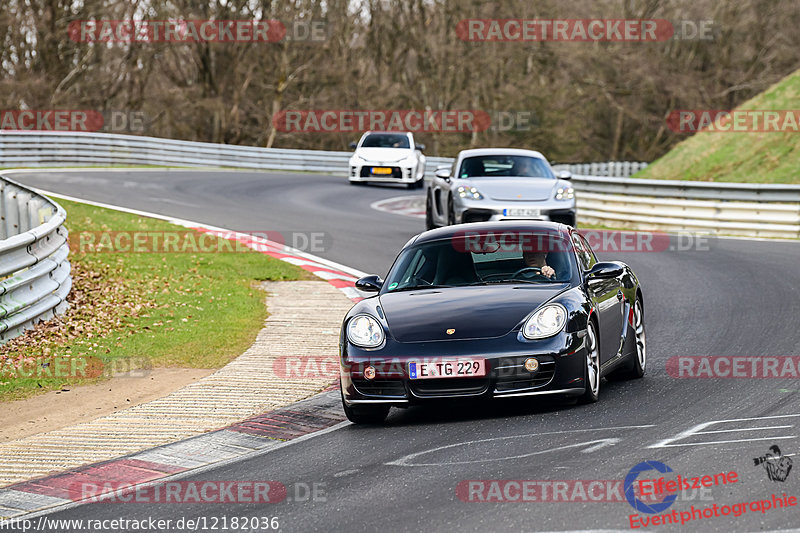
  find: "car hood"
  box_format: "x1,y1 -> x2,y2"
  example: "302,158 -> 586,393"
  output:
355,147 -> 412,163
462,178 -> 557,201
379,284 -> 568,343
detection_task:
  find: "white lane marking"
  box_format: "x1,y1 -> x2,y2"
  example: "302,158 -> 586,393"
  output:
581,438 -> 621,453
648,413 -> 800,449
370,195 -> 425,219
692,425 -> 794,436
386,425 -> 653,467
390,438 -> 621,467
333,469 -> 360,478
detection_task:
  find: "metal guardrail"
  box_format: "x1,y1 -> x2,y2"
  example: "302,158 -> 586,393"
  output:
554,161 -> 649,178
0,130 -> 457,178
2,131 -> 799,238
565,175 -> 800,238
0,175 -> 70,342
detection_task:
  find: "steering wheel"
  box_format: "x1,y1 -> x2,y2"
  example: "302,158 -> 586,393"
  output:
512,266 -> 545,278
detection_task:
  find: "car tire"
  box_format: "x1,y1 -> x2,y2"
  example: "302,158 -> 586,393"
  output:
612,298 -> 646,380
341,388 -> 390,424
447,197 -> 456,226
578,320 -> 600,404
425,193 -> 437,230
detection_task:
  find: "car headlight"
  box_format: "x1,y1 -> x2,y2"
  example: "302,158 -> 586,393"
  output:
457,186 -> 484,200
522,304 -> 567,339
347,314 -> 385,348
555,187 -> 574,201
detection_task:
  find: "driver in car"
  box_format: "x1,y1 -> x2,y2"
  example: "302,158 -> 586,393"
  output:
522,251 -> 555,278
513,158 -> 537,176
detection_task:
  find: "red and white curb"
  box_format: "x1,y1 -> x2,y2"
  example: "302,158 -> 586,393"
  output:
370,195 -> 425,219
0,391 -> 345,520
189,226 -> 368,301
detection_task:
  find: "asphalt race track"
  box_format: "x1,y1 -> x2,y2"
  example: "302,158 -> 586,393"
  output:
10,169 -> 800,532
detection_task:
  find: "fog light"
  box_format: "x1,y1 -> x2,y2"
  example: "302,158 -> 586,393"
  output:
364,366 -> 376,380
524,358 -> 539,372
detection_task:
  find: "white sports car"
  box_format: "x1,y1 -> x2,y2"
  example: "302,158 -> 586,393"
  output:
348,131 -> 426,188
425,148 -> 576,228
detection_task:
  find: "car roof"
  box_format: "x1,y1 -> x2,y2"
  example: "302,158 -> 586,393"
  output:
362,131 -> 412,137
411,221 -> 571,245
456,148 -> 546,159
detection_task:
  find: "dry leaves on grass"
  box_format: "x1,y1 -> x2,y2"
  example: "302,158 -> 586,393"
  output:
0,257 -> 160,365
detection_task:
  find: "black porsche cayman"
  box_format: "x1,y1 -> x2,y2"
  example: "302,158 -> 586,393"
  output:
339,221 -> 646,424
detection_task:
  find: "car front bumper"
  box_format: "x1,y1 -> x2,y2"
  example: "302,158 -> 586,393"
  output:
453,197 -> 577,226
341,329 -> 588,405
349,162 -> 418,184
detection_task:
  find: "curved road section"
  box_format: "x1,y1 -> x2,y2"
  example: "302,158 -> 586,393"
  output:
9,169 -> 800,532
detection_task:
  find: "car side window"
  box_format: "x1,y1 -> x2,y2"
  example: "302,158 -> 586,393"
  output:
577,234 -> 598,270
572,233 -> 595,272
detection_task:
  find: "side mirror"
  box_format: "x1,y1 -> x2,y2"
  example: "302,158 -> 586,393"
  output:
557,170 -> 572,180
355,275 -> 383,292
435,166 -> 451,180
349,142 -> 358,149
415,143 -> 426,151
586,262 -> 624,280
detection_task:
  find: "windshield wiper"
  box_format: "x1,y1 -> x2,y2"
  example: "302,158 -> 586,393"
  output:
387,284 -> 453,292
471,279 -> 552,285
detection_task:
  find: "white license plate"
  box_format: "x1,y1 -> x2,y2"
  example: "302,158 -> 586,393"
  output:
504,208 -> 541,217
408,359 -> 486,379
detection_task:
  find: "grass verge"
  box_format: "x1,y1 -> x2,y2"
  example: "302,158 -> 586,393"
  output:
634,70 -> 800,183
0,198 -> 313,402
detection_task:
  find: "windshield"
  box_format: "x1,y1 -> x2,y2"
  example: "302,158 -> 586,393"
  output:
361,133 -> 410,149
458,155 -> 554,179
383,232 -> 575,292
